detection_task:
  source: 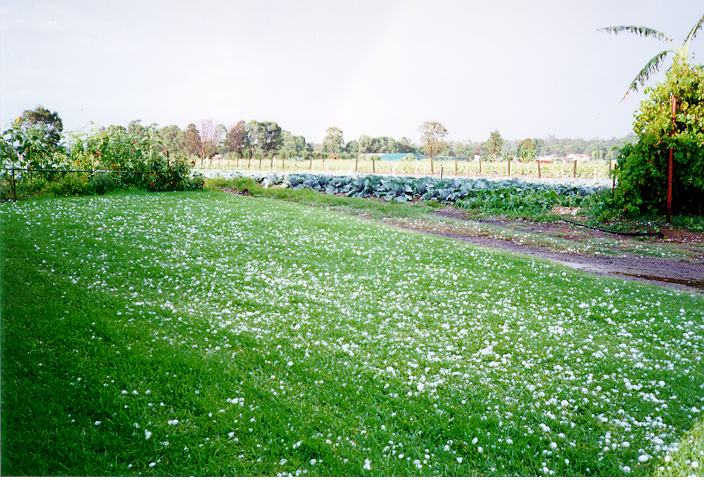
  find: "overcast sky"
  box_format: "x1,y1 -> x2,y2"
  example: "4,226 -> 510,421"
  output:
1,0 -> 701,143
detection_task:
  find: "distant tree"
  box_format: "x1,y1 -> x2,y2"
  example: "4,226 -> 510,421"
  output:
482,130 -> 503,159
517,138 -> 537,161
245,121 -> 262,158
280,131 -> 307,159
215,123 -> 228,155
158,125 -> 186,159
344,140 -> 359,157
358,135 -> 375,154
225,121 -> 248,158
198,120 -> 218,161
397,136 -> 417,154
419,121 -> 448,173
16,105 -> 63,148
323,126 -> 344,158
184,123 -> 202,159
257,121 -> 283,158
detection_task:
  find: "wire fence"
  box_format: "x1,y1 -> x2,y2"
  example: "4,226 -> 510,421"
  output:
1,166 -> 159,201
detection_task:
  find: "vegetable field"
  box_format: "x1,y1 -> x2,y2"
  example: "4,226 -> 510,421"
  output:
2,191 -> 703,476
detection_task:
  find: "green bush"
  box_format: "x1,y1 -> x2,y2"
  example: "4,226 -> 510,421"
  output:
46,173 -> 90,197
613,59 -> 704,215
88,173 -> 120,195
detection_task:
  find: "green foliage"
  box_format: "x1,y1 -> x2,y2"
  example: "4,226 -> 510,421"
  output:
517,138 -> 537,161
45,173 -> 90,196
322,126 -> 344,157
482,130 -> 503,159
88,173 -> 120,195
16,105 -> 63,148
614,59 -> 704,215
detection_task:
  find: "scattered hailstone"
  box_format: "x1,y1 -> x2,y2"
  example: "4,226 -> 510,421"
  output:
167,419 -> 179,426
638,454 -> 649,463
417,383 -> 425,392
144,430 -> 152,440
456,457 -> 463,463
363,459 -> 372,471
94,420 -> 102,426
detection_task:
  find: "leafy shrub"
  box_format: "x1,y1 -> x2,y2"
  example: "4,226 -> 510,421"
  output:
46,173 -> 90,197
613,58 -> 704,215
88,173 -> 120,195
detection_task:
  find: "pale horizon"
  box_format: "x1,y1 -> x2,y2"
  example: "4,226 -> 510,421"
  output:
1,0 -> 702,143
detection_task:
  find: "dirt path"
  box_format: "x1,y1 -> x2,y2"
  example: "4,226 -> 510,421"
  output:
386,208 -> 704,293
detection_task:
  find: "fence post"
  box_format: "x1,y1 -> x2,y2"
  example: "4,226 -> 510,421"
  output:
355,156 -> 358,173
573,159 -> 577,178
479,157 -> 482,175
440,165 -> 444,179
537,160 -> 541,179
309,158 -> 313,171
430,157 -> 434,175
454,159 -> 458,176
507,156 -> 511,177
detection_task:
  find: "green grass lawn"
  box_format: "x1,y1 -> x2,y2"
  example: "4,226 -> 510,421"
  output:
1,190 -> 703,476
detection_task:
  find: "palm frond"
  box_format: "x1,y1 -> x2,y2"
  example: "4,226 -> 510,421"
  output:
684,14 -> 704,46
622,50 -> 672,100
598,25 -> 672,42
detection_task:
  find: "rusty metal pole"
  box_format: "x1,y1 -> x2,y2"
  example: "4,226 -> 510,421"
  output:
666,94 -> 676,224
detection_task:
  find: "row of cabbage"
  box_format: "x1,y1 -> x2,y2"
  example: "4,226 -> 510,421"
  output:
251,173 -> 604,214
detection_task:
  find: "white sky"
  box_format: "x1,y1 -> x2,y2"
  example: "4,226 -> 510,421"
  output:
1,0 -> 702,143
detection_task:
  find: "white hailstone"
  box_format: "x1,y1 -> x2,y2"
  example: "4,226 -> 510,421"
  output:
228,431 -> 235,439
506,438 -> 513,445
622,466 -> 631,473
168,419 -> 179,426
310,459 -> 317,466
94,421 -> 102,426
287,361 -> 294,367
691,461 -> 699,469
638,454 -> 649,463
444,445 -> 450,451
144,430 -> 152,440
472,437 -> 479,445
149,462 -> 156,468
561,400 -> 569,407
456,457 -> 463,463
550,442 -> 558,450
664,455 -> 672,462
477,447 -> 483,454
363,459 -> 372,471
417,383 -> 425,392
565,459 -> 570,465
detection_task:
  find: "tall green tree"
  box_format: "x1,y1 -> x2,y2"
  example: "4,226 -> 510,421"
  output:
16,105 -> 63,148
322,126 -> 344,158
225,121 -> 248,158
184,123 -> 202,159
482,130 -> 503,159
419,121 -> 448,173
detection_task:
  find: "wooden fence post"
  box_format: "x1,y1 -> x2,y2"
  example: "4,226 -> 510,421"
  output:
440,165 -> 444,179
573,159 -> 577,178
507,157 -> 511,177
479,157 -> 482,175
372,156 -> 376,174
454,159 -> 458,176
537,160 -> 541,179
355,156 -> 358,173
